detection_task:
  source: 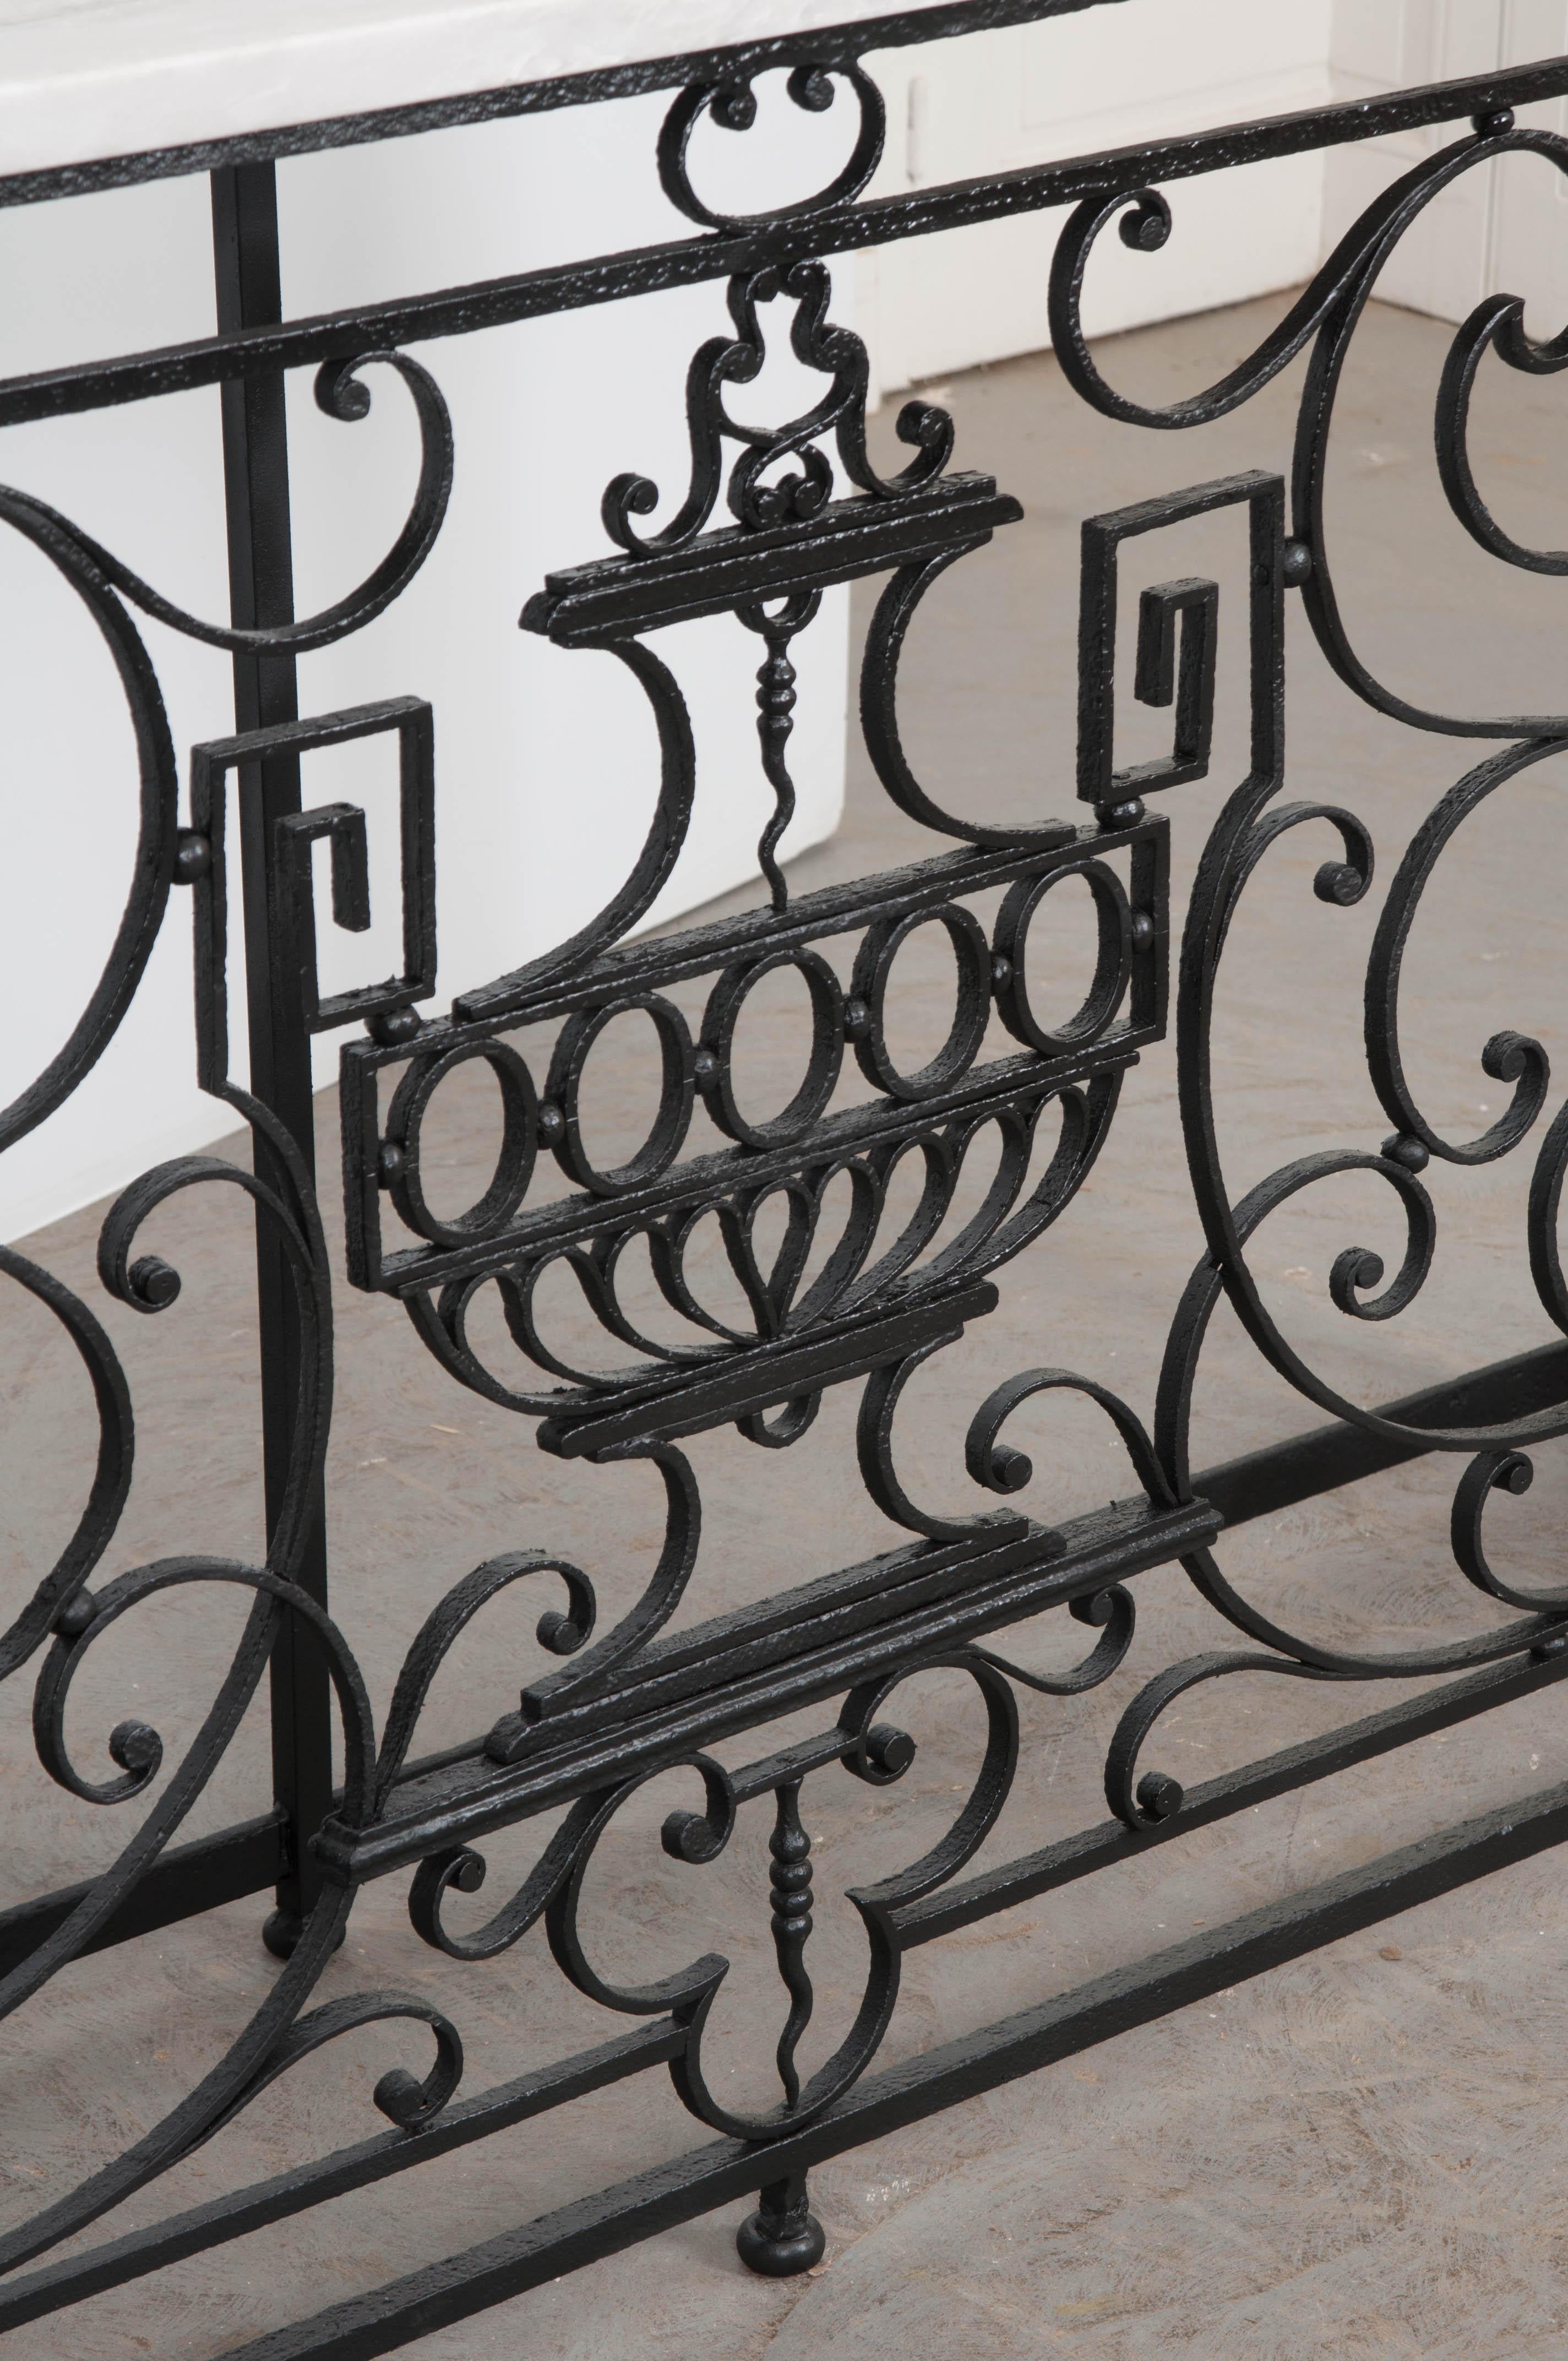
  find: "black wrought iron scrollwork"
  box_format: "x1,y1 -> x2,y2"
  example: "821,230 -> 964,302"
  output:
600,259 -> 951,562
0,1246 -> 132,1681
1104,1650 -> 1342,1832
0,1562 -> 373,2271
656,62 -> 886,233
13,31 -> 1568,2353
203,1990 -> 465,2139
1053,116 -> 1568,738
1366,739 -> 1557,1169
621,1652 -> 1022,2141
1437,288 -> 1568,573
0,353 -> 453,656
0,489 -> 178,1159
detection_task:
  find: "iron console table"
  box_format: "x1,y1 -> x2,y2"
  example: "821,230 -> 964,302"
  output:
3,3 -> 1568,2352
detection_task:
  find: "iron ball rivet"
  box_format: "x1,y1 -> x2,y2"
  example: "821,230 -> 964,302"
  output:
990,953 -> 1014,991
1532,1634 -> 1568,1662
264,1908 -> 346,1963
1473,107 -> 1515,137
172,829 -> 212,884
842,995 -> 871,1042
1096,798 -> 1144,832
1280,539 -> 1313,586
377,1140 -> 406,1187
692,1045 -> 720,1087
367,1005 -> 423,1047
1382,1132 -> 1430,1173
52,1590 -> 97,1640
1130,910 -> 1156,953
537,1100 -> 567,1145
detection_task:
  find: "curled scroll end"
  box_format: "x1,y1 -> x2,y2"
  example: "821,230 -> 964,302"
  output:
1329,1244 -> 1385,1315
661,1805 -> 725,1864
786,62 -> 834,114
1313,852 -> 1370,908
372,2009 -> 464,2130
407,1845 -> 487,1950
126,1254 -> 181,1313
536,1606 -> 588,1656
660,1758 -> 736,1864
108,1717 -> 164,1794
1448,1445 -> 1568,1614
314,357 -> 373,422
601,470 -> 662,556
711,78 -> 759,131
984,1441 -> 1033,1494
837,1683 -> 918,1786
1118,189 -> 1172,253
1135,1770 -> 1184,1825
1484,1025 -> 1548,1099
893,396 -> 956,476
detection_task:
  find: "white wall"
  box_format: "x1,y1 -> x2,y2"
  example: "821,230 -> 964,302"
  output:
0,91 -> 852,1238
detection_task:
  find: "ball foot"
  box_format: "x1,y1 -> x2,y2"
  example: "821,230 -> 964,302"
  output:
263,1906 -> 345,1961
736,2172 -> 825,2278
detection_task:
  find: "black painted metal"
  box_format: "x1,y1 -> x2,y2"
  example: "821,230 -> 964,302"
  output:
211,161 -> 338,1962
2,10 -> 1568,2351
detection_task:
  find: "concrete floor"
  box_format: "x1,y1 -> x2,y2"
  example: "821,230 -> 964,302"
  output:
5,290 -> 1568,2357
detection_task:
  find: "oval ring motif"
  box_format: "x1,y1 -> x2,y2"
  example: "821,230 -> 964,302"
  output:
700,947 -> 845,1150
851,905 -> 991,1102
385,1041 -> 538,1248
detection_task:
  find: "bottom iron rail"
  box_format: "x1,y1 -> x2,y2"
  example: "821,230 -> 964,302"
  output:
6,1650 -> 1565,2348
0,1812 -> 284,1983
209,1771 -> 1568,2361
1193,1338 -> 1568,1528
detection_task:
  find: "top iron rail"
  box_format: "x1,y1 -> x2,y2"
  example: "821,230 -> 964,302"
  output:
2,50 -> 1566,428
0,0 -> 1120,209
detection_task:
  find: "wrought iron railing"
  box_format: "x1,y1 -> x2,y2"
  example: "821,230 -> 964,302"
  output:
3,7 -> 1568,2353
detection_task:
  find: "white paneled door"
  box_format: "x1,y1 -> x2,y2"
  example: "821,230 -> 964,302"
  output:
1494,1 -> 1568,331
861,0 -> 1568,396
1326,0 -> 1568,329
858,0 -> 1335,395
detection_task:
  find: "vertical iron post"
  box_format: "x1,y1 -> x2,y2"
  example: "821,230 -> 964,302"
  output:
210,162 -> 335,1957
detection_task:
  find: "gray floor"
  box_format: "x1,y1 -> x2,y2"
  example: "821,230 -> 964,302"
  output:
6,291 -> 1568,2358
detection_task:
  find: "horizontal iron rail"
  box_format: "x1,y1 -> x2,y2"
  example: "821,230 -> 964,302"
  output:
322,1495 -> 1222,1880
901,1641 -> 1568,1943
0,0 -> 1126,213
0,2023 -> 682,2333
0,1813 -> 284,1984
538,1283 -> 1000,1457
209,1771 -> 1568,2359
5,54 -> 1568,428
13,1647 -> 1566,2337
1194,1339 -> 1568,1528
